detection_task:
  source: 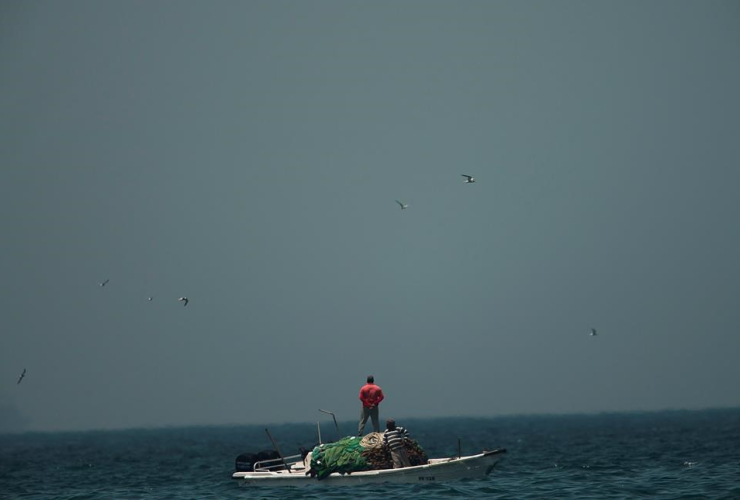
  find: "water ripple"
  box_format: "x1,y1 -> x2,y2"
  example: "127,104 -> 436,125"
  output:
1,409 -> 739,499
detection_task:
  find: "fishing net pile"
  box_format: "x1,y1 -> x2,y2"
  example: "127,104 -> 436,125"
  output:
361,432 -> 428,470
310,433 -> 428,480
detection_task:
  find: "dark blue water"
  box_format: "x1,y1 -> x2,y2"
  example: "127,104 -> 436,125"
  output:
2,409 -> 739,499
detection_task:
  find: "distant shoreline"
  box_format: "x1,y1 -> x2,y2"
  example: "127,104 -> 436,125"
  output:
3,405 -> 739,436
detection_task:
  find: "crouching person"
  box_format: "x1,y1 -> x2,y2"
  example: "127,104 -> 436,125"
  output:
383,418 -> 411,468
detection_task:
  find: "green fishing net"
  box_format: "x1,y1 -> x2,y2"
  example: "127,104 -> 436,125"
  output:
310,436 -> 370,480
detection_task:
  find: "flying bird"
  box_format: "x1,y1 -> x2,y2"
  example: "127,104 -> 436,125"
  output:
178,297 -> 189,307
99,279 -> 109,287
461,174 -> 475,183
590,328 -> 598,336
17,369 -> 26,385
395,200 -> 409,210
147,296 -> 154,301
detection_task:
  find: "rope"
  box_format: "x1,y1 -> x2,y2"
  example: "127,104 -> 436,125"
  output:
360,432 -> 384,449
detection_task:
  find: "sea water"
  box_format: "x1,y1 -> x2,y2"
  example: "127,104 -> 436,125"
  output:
1,408 -> 739,499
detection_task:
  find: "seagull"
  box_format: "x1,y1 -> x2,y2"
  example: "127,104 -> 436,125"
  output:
461,174 -> 475,183
99,279 -> 109,287
395,200 -> 409,210
147,296 -> 154,301
590,328 -> 598,336
17,369 -> 26,385
178,297 -> 189,307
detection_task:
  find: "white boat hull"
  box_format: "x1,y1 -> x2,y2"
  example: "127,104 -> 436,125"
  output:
232,449 -> 506,486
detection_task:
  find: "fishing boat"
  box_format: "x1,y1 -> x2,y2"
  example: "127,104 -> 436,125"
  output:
232,448 -> 506,486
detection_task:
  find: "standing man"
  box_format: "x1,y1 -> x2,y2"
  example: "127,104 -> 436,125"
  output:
383,418 -> 411,468
358,375 -> 384,435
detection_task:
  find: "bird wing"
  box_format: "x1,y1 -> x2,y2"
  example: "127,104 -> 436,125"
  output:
395,200 -> 404,207
462,175 -> 473,180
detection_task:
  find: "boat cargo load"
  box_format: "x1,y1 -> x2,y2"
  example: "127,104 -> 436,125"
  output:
310,433 -> 428,480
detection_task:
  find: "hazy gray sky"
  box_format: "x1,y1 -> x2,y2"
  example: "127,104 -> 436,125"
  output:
2,0 -> 739,432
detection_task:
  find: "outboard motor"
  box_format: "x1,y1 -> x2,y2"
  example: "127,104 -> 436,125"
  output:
235,450 -> 283,472
235,452 -> 259,472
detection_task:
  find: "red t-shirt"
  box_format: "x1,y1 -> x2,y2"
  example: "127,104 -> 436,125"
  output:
359,383 -> 384,408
